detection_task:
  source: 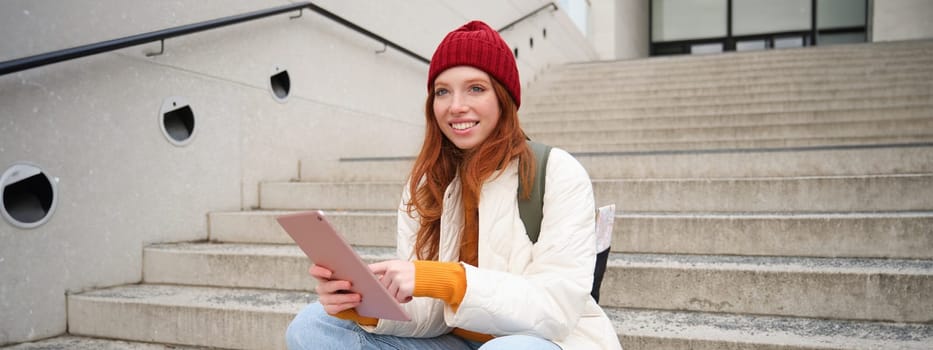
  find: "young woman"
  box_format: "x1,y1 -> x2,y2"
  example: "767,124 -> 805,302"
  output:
286,20 -> 622,350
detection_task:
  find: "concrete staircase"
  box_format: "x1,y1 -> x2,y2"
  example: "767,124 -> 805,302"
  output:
8,41 -> 933,349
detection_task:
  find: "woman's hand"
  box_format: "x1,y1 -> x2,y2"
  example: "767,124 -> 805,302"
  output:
308,264 -> 361,315
369,260 -> 415,304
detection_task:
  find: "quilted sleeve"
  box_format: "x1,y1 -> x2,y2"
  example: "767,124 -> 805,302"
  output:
444,149 -> 597,340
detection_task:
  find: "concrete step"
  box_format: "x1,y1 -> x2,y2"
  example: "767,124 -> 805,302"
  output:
615,212 -> 933,259
67,284 -> 313,350
142,243 -> 394,291
520,94 -> 933,115
525,79 -> 933,104
208,208 -> 933,259
607,307 -> 933,350
551,63 -> 933,85
300,144 -> 933,183
603,253 -> 933,322
563,40 -> 933,64
576,144 -> 933,179
594,173 -> 933,212
555,45 -> 933,70
542,58 -> 933,83
552,134 -> 933,153
529,71 -> 933,96
296,144 -> 933,185
541,68 -> 933,92
521,100 -> 933,125
59,284 -> 933,350
525,71 -> 933,101
529,117 -> 933,146
524,83 -> 932,110
521,105 -> 933,133
209,210 -> 396,246
143,243 -> 932,322
260,174 -> 933,212
300,157 -> 412,183
540,71 -> 933,96
0,335 -> 211,349
144,242 -> 310,291
575,40 -> 932,61
551,42 -> 933,76
260,181 -> 401,211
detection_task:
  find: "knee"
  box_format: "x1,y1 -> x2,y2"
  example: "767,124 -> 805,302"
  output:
285,318 -> 302,350
285,303 -> 331,350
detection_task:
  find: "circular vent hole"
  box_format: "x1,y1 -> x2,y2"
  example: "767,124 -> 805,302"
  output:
270,67 -> 291,102
2,163 -> 58,229
160,97 -> 196,146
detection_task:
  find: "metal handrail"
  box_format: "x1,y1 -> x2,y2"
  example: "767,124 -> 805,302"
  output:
0,1 -> 429,76
498,2 -> 559,32
304,2 -> 429,64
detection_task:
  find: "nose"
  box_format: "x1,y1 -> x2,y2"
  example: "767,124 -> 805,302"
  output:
449,93 -> 469,114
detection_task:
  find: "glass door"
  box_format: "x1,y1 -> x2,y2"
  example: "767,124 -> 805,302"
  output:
650,0 -> 867,56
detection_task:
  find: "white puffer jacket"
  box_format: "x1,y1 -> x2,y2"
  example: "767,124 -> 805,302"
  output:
362,148 -> 622,350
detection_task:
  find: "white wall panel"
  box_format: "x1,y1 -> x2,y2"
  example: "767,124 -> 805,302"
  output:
873,0 -> 933,42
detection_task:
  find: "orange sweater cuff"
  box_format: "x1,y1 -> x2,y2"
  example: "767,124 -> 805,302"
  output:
413,260 -> 467,307
332,308 -> 378,326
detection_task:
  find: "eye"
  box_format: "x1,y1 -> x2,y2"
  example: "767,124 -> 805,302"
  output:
469,85 -> 485,93
434,88 -> 449,97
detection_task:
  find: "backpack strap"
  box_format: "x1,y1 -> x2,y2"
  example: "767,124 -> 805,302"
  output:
517,141 -> 610,302
518,141 -> 551,244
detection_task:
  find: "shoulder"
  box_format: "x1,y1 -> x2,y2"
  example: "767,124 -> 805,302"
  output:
544,147 -> 590,183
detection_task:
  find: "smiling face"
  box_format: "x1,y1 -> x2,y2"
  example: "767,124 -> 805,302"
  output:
432,66 -> 502,151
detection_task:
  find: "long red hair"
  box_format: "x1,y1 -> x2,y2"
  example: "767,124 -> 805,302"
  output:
406,75 -> 533,261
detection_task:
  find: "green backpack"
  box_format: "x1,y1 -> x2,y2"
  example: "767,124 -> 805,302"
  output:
518,141 -> 610,303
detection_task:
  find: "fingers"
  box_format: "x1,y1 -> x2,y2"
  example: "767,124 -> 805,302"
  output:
368,261 -> 388,275
313,260 -> 414,313
369,260 -> 415,304
315,279 -> 362,315
308,264 -> 332,281
382,275 -> 399,301
315,278 -> 351,295
382,276 -> 414,304
322,303 -> 357,315
319,293 -> 361,315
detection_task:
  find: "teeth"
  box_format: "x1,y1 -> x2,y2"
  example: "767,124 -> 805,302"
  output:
452,122 -> 478,130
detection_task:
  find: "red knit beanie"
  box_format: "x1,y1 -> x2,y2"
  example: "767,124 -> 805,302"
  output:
428,20 -> 521,109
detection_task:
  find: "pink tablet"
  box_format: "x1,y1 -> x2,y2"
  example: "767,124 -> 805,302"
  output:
277,210 -> 411,321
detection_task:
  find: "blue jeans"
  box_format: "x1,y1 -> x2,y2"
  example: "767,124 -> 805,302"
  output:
286,302 -> 561,350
